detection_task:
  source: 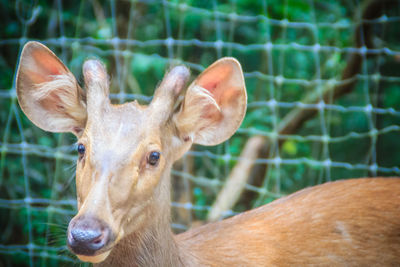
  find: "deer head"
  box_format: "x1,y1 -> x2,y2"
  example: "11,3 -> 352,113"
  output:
16,41 -> 246,263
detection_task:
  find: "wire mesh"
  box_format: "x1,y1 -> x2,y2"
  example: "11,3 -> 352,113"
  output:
1,0 -> 400,265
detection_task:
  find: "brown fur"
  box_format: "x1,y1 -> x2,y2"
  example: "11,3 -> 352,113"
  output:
178,178 -> 400,266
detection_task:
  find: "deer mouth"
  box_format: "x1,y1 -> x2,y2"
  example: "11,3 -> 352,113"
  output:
76,250 -> 111,263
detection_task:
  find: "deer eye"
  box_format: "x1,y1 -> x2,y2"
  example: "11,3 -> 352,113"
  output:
148,151 -> 160,166
77,143 -> 85,156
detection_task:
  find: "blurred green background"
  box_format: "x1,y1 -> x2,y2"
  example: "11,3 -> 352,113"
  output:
1,0 -> 400,266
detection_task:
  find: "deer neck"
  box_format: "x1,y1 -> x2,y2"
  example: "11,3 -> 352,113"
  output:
94,165 -> 192,267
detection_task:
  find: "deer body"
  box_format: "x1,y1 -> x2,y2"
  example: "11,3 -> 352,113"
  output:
16,41 -> 400,266
178,178 -> 400,266
94,177 -> 400,267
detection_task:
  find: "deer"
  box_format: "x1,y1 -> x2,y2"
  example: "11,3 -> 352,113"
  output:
16,41 -> 400,266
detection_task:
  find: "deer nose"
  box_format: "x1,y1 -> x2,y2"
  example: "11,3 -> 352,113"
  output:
67,216 -> 112,255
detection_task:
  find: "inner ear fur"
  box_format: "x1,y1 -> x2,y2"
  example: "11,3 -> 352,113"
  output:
174,57 -> 247,146
16,41 -> 87,136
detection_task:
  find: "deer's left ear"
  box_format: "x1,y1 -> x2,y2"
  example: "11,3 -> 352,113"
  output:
173,58 -> 247,146
16,41 -> 87,137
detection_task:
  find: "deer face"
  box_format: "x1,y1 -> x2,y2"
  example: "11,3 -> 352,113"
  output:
16,41 -> 246,263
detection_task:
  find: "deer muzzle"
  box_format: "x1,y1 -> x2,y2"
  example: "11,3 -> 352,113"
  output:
67,215 -> 115,262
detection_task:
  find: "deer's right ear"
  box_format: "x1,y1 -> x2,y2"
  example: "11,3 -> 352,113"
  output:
173,58 -> 247,146
16,41 -> 87,137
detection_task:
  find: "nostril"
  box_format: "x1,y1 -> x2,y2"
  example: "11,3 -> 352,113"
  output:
93,234 -> 104,244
